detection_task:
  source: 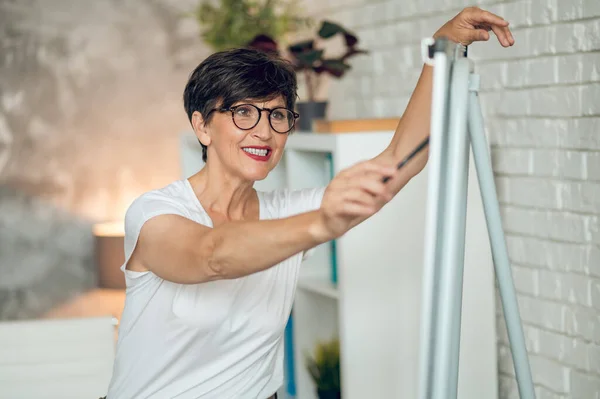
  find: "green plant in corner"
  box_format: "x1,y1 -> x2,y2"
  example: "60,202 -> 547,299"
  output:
305,337 -> 341,399
193,0 -> 312,52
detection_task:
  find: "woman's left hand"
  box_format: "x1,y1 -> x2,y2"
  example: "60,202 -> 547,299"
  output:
434,7 -> 515,47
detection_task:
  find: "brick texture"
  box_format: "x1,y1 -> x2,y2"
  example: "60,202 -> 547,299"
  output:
302,0 -> 600,397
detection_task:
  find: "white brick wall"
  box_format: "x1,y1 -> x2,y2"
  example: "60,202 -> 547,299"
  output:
300,0 -> 600,397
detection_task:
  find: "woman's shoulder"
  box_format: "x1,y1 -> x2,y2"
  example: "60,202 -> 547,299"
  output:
126,180 -> 194,220
144,179 -> 189,199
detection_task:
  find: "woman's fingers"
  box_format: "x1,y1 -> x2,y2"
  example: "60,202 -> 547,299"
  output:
504,25 -> 515,45
489,23 -> 513,47
341,188 -> 378,210
339,201 -> 376,217
359,177 -> 393,201
474,24 -> 492,32
333,177 -> 392,215
476,9 -> 509,28
467,7 -> 514,47
435,7 -> 514,47
341,177 -> 392,209
465,28 -> 490,43
338,172 -> 392,199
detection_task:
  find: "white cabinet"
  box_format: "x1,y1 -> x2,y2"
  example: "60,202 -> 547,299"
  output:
179,131 -> 497,399
0,317 -> 116,398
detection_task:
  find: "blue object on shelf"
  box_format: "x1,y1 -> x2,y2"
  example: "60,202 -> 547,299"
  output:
284,311 -> 296,396
325,152 -> 335,179
325,152 -> 338,285
330,239 -> 338,284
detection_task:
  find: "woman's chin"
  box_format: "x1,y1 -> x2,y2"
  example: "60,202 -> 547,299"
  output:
242,168 -> 270,182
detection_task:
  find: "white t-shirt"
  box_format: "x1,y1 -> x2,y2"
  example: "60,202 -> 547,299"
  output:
106,179 -> 326,399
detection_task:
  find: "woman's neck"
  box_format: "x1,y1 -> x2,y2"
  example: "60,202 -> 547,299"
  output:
188,165 -> 257,222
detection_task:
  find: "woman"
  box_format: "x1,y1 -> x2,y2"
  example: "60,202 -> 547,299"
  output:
106,7 -> 514,399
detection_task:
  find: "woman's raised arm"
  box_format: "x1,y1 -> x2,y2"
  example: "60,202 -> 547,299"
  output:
374,7 -> 514,195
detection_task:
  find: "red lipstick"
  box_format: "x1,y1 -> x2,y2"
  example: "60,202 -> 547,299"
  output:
241,146 -> 272,162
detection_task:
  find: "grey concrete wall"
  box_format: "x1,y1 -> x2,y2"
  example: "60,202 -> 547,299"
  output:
0,0 -> 209,319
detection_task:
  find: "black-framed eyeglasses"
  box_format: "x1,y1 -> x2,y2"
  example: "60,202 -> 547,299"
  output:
207,104 -> 299,134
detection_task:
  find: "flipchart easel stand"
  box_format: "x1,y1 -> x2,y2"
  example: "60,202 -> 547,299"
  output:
414,37 -> 536,399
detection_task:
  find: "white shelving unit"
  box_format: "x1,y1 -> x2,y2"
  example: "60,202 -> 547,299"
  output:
179,130 -> 498,399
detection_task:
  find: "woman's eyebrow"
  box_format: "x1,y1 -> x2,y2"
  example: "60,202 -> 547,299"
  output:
242,98 -> 286,108
268,100 -> 286,108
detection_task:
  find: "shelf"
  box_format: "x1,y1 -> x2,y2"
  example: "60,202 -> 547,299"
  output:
287,131 -> 396,154
297,274 -> 338,300
286,133 -> 338,152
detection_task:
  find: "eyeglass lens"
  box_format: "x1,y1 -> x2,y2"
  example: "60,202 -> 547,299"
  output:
232,104 -> 294,133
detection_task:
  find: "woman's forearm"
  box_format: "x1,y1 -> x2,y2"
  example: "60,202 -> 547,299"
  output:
205,210 -> 328,279
376,64 -> 433,194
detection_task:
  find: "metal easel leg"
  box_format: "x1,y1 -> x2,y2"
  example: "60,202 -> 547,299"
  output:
430,56 -> 471,399
467,75 -> 536,399
417,41 -> 451,399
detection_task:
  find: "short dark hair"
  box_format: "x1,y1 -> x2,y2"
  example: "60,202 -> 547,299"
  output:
183,48 -> 298,162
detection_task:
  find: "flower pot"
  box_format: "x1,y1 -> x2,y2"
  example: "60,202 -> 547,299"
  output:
317,389 -> 341,399
296,101 -> 328,132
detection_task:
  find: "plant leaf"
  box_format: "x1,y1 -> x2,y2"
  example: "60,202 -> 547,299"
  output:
304,338 -> 341,390
343,32 -> 358,47
306,358 -> 321,383
317,59 -> 351,77
296,49 -> 324,65
341,47 -> 369,61
318,20 -> 346,38
247,34 -> 279,54
288,39 -> 314,54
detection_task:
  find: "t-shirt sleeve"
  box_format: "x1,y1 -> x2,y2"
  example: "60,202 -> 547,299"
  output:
122,191 -> 189,275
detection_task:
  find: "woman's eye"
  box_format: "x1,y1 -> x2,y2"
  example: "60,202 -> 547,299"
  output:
272,110 -> 285,120
236,106 -> 253,116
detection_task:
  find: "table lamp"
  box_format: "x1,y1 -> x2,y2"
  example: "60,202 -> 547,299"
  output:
93,221 -> 126,289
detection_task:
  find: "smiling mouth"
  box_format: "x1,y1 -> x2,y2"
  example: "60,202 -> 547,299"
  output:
242,147 -> 272,161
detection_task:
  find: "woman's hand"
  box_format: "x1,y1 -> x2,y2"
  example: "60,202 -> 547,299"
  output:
434,7 -> 515,47
313,160 -> 397,242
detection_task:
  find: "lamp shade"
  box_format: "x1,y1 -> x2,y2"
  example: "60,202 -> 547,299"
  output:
93,222 -> 125,289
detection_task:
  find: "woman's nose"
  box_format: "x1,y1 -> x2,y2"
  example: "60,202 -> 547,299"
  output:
252,114 -> 273,138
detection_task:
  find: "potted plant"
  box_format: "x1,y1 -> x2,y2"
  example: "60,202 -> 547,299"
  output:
249,20 -> 368,131
305,337 -> 341,399
288,21 -> 368,131
193,0 -> 312,52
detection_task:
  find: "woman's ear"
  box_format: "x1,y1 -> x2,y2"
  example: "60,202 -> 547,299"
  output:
192,111 -> 211,147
